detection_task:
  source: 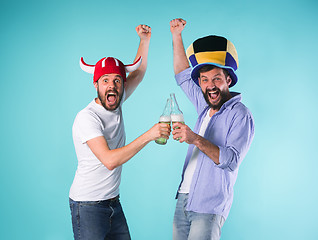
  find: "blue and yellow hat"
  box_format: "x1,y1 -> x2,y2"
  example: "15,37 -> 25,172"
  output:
186,35 -> 239,88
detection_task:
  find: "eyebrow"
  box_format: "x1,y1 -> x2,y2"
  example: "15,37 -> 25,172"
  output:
201,73 -> 222,78
101,74 -> 122,79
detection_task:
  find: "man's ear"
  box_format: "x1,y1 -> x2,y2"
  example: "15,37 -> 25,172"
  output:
93,81 -> 98,90
227,76 -> 232,87
198,77 -> 201,87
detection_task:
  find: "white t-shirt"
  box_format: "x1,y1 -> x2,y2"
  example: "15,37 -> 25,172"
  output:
179,108 -> 212,193
69,92 -> 126,201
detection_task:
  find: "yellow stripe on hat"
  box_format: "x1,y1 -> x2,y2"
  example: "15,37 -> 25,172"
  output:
186,44 -> 194,58
194,51 -> 227,66
226,40 -> 239,67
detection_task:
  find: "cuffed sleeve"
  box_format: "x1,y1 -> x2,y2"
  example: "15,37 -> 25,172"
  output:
175,68 -> 192,86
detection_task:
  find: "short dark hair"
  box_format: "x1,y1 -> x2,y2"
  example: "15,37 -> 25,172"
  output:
198,65 -> 230,79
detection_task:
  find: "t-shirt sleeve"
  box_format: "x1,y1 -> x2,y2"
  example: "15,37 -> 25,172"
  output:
73,110 -> 104,144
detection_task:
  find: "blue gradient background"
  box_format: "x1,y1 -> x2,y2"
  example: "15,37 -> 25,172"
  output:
1,0 -> 317,239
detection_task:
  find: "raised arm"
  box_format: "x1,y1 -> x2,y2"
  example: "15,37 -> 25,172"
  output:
170,18 -> 189,75
125,24 -> 151,99
87,123 -> 171,170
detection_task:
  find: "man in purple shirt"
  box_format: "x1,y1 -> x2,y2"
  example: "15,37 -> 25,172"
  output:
170,18 -> 255,240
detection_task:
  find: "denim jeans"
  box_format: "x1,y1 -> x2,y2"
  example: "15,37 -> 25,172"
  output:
173,193 -> 225,240
69,196 -> 131,240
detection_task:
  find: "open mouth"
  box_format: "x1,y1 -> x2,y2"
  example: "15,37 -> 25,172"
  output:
106,91 -> 118,106
207,87 -> 220,101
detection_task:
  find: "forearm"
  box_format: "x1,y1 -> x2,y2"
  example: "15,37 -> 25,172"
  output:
127,39 -> 150,81
100,131 -> 151,170
91,122 -> 169,170
134,39 -> 150,73
125,38 -> 150,98
172,34 -> 190,75
192,134 -> 220,165
92,131 -> 152,170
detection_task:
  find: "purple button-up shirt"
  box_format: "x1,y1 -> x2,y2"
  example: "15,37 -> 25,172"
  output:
176,68 -> 255,220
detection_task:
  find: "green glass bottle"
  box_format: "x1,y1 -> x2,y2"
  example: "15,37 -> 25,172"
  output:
170,93 -> 184,140
155,98 -> 171,145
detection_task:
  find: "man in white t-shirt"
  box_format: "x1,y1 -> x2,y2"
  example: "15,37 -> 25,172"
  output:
69,25 -> 171,240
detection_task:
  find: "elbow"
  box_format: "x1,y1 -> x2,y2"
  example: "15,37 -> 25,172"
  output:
105,164 -> 115,171
218,147 -> 240,172
102,159 -> 117,171
106,162 -> 118,171
225,152 -> 241,172
226,161 -> 239,172
99,151 -> 122,171
218,160 -> 238,172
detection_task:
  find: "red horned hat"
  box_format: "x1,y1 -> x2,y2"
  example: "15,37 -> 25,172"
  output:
80,56 -> 142,82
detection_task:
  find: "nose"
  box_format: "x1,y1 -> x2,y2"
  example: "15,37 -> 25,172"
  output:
207,79 -> 216,88
107,80 -> 116,89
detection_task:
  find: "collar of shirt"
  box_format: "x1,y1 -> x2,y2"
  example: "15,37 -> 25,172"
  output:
216,91 -> 242,114
201,92 -> 242,118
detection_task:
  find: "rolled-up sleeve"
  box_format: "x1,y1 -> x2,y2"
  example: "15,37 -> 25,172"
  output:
175,68 -> 206,114
218,113 -> 255,171
175,68 -> 192,85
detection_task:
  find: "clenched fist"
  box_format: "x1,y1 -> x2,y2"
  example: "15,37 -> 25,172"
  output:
170,18 -> 186,36
136,24 -> 151,41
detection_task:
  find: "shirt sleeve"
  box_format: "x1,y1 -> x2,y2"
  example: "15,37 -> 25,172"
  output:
73,110 -> 104,144
217,110 -> 255,172
175,68 -> 207,115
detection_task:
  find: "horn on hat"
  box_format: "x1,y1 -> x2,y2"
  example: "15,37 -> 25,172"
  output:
80,57 -> 95,74
124,56 -> 142,73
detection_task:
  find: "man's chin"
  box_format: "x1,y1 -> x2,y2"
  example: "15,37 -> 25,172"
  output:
104,102 -> 120,111
208,98 -> 220,109
98,94 -> 123,111
204,93 -> 220,110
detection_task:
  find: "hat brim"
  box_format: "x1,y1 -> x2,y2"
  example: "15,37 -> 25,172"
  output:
190,63 -> 238,88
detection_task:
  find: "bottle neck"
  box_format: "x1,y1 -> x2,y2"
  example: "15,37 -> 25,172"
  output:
170,94 -> 182,114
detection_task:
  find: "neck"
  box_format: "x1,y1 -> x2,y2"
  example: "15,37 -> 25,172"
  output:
95,97 -> 102,106
209,92 -> 232,117
209,108 -> 218,117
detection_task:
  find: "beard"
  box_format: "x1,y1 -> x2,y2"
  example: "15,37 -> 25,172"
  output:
203,87 -> 230,111
97,86 -> 123,111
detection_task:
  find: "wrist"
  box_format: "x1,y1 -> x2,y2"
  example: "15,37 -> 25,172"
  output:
143,129 -> 153,143
139,37 -> 151,44
192,134 -> 201,146
172,33 -> 182,40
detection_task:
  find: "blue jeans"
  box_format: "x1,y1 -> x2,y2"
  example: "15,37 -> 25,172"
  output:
69,196 -> 131,240
173,193 -> 225,240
